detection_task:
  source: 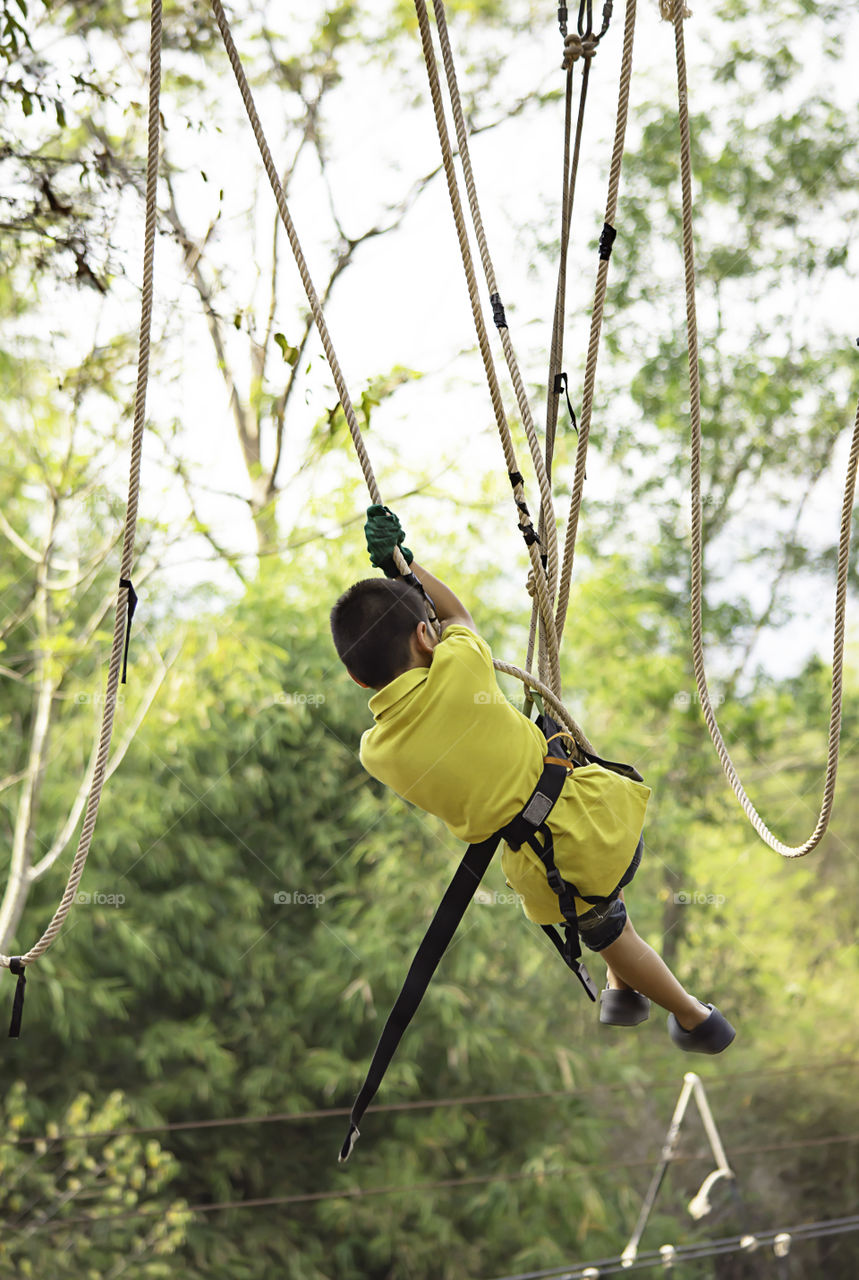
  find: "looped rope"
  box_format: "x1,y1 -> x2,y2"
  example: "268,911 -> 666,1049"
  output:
671,4 -> 858,856
0,0 -> 162,975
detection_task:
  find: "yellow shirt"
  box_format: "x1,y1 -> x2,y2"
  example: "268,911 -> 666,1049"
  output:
360,625 -> 651,924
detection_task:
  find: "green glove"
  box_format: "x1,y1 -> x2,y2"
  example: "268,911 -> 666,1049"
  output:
364,504 -> 414,578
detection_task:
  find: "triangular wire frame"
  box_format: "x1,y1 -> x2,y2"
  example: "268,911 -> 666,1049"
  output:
621,1071 -> 736,1267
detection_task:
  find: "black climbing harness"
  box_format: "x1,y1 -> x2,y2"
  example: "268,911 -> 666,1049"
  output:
339,714 -> 643,1162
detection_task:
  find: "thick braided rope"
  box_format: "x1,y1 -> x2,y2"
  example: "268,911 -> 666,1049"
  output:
554,0 -> 637,644
431,0 -> 559,608
215,0 -> 583,751
413,0 -> 562,694
0,0 -> 163,969
672,1 -> 859,856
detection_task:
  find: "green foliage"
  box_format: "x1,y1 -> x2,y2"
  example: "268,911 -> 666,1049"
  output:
0,1081 -> 191,1276
2,0 -> 859,1275
2,539 -> 857,1276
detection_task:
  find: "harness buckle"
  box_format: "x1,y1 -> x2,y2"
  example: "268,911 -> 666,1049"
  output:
545,866 -> 564,895
572,961 -> 598,1002
521,791 -> 554,827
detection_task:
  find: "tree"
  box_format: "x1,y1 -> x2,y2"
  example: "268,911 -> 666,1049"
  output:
0,1080 -> 191,1277
3,2 -> 859,1276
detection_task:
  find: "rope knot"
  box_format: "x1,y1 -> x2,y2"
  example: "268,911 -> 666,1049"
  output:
561,33 -> 597,70
526,561 -> 551,600
658,0 -> 692,19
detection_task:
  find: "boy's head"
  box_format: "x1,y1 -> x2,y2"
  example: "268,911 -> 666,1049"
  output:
330,578 -> 435,690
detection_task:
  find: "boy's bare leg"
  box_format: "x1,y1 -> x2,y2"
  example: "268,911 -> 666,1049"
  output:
604,964 -> 632,992
602,893 -> 631,992
600,915 -> 710,1031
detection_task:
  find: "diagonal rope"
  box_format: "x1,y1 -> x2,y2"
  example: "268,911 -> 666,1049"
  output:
412,0 -> 562,695
210,0 -> 382,511
210,0 -> 599,752
554,0 -> 638,645
671,0 -> 859,856
1,0 -> 163,972
430,0 -> 559,613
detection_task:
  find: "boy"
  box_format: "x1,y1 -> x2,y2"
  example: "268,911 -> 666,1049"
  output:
330,507 -> 735,1054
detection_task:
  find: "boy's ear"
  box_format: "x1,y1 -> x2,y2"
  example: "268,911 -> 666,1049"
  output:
348,670 -> 369,689
414,620 -> 437,655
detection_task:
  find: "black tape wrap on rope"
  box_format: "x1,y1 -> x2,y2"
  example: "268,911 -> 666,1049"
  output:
8,958 -> 26,1038
490,292 -> 507,330
598,221 -> 617,261
508,472 -> 541,547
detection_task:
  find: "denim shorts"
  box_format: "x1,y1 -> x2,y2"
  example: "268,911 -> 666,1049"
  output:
576,834 -> 643,953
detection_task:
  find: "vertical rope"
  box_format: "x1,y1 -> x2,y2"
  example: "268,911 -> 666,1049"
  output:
672,0 -> 859,856
527,52 -> 594,682
554,0 -> 637,644
430,0 -> 559,604
209,0 -> 597,755
1,0 -> 163,970
412,0 -> 562,693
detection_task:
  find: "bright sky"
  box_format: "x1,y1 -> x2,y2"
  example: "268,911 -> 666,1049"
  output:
18,0 -> 859,681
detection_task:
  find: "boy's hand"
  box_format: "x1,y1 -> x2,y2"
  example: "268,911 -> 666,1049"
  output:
364,504 -> 414,578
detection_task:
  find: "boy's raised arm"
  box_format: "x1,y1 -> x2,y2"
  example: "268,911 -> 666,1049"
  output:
363,505 -> 475,633
410,562 -> 475,633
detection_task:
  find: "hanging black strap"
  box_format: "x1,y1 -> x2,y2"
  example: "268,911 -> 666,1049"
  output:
578,745 -> 644,783
553,372 -> 579,438
401,571 -> 439,631
339,831 -> 502,1163
119,578 -> 138,684
8,957 -> 26,1038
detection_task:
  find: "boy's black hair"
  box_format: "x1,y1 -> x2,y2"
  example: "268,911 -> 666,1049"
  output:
330,577 -> 430,689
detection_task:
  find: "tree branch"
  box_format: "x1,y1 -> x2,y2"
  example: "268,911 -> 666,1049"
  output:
27,640 -> 182,884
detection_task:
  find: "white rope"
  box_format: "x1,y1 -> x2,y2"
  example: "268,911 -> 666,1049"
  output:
672,0 -> 859,856
1,0 -> 163,970
430,0 -> 560,621
411,0 -> 562,693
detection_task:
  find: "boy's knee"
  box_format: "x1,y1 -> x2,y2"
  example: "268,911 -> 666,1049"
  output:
578,897 -> 630,953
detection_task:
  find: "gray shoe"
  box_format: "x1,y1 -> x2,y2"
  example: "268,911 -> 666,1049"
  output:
667,1004 -> 735,1054
599,988 -> 651,1026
